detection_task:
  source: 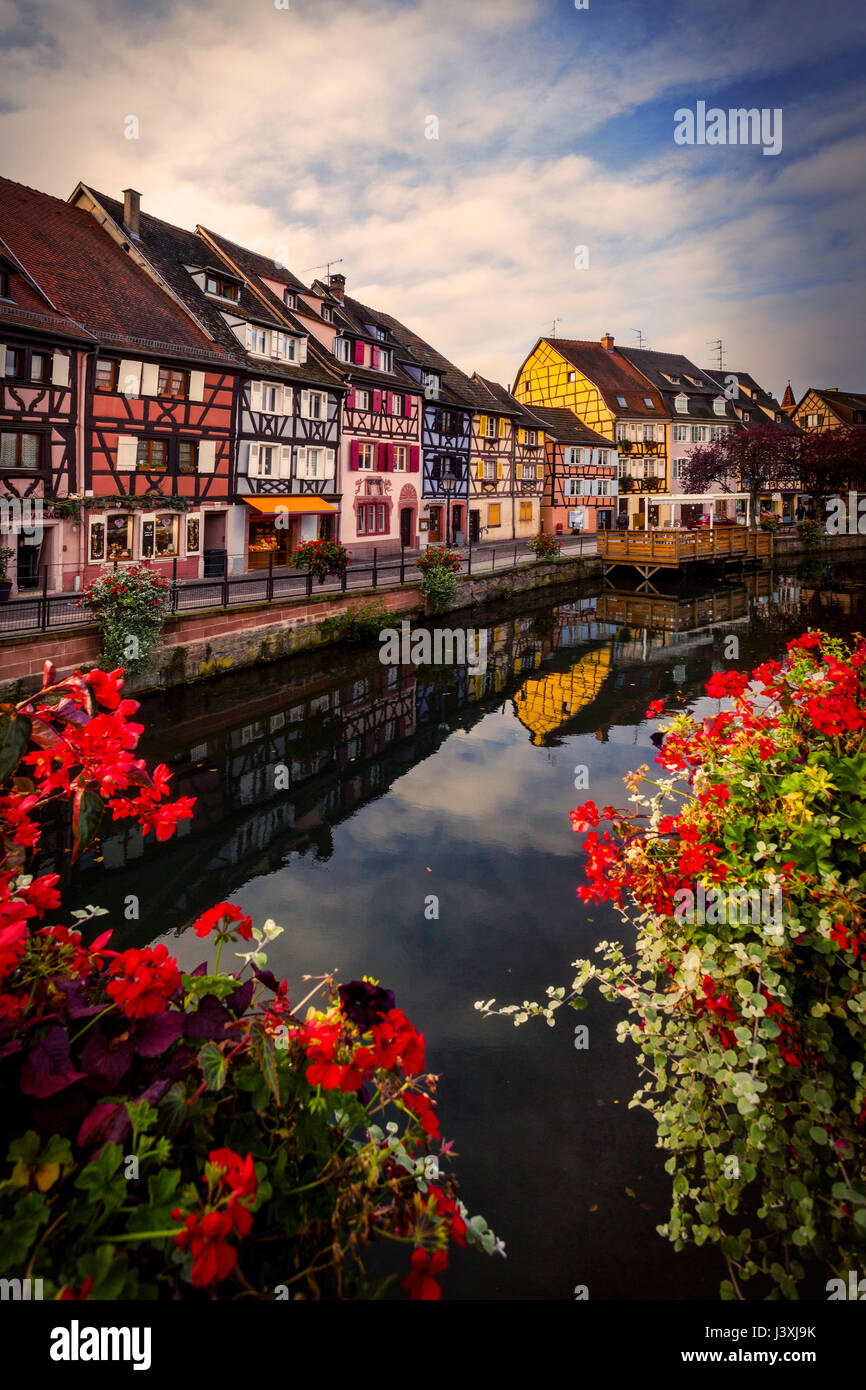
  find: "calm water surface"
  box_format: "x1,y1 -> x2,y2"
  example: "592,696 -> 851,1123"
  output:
56,559 -> 866,1300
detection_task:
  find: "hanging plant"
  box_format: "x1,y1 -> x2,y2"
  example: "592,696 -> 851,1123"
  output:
81,563 -> 174,672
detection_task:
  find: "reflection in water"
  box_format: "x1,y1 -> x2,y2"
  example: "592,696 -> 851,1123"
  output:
52,560 -> 866,1300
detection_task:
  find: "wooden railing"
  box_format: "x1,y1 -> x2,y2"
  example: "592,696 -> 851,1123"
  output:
597,528 -> 772,565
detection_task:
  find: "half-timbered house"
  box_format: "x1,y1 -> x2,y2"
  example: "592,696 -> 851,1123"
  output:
471,378 -> 547,539
0,177 -> 239,590
70,191 -> 345,573
0,220 -> 93,595
463,375 -> 519,544
513,334 -> 668,530
520,406 -> 618,535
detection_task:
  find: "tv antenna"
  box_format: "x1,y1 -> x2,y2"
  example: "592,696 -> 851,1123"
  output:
632,328 -> 647,349
707,339 -> 725,371
305,257 -> 344,279
549,317 -> 562,338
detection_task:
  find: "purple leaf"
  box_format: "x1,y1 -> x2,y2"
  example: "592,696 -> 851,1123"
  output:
77,1100 -> 129,1150
135,1011 -> 185,1057
21,1026 -> 86,1098
251,965 -> 282,994
57,981 -> 105,1019
225,979 -> 254,1017
80,1030 -> 134,1087
184,995 -> 234,1041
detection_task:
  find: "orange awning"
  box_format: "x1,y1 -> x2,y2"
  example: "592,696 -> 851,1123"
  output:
245,497 -> 338,514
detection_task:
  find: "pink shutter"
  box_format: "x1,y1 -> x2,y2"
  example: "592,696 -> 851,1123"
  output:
372,389 -> 382,413
386,443 -> 395,470
371,346 -> 380,369
409,446 -> 420,472
387,392 -> 395,415
377,442 -> 389,471
346,387 -> 356,409
353,341 -> 365,365
404,394 -> 412,418
349,440 -> 360,471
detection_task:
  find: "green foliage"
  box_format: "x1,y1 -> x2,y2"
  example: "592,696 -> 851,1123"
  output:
796,518 -> 823,550
417,547 -> 462,614
82,563 -> 174,672
321,597 -> 391,643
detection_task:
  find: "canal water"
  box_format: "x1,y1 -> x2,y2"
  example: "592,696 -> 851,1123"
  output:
53,557 -> 866,1300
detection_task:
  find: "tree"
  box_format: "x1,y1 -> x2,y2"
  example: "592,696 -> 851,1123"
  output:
679,423 -> 800,525
796,426 -> 866,516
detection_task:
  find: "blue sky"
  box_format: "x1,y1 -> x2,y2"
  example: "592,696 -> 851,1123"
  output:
1,0 -> 864,400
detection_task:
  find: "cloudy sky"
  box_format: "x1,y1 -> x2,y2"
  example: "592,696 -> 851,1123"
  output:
2,0 -> 865,400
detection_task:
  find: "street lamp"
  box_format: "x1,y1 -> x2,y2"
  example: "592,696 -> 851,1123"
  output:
441,472 -> 455,547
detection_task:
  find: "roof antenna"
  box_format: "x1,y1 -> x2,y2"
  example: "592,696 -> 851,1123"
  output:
550,317 -> 562,338
707,338 -> 725,371
632,328 -> 646,348
305,257 -> 344,279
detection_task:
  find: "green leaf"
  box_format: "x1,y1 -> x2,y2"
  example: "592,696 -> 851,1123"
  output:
182,974 -> 239,1001
72,786 -> 104,860
198,1043 -> 227,1092
252,1029 -> 280,1106
0,711 -> 32,783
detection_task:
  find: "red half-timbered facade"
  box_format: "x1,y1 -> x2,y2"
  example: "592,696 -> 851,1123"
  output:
522,406 -> 619,535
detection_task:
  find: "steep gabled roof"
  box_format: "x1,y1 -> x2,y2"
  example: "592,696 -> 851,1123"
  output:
798,388 -> 866,425
620,348 -> 738,424
703,368 -> 800,432
528,337 -> 668,419
0,177 -> 223,360
339,303 -> 476,409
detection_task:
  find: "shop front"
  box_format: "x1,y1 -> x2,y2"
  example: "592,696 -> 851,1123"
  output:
244,496 -> 339,570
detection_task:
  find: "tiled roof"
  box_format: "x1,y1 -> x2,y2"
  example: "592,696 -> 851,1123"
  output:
79,191 -> 338,387
806,388 -> 866,421
621,348 -> 739,423
703,368 -> 800,432
520,405 -> 615,448
540,338 -> 667,418
0,177 -> 223,358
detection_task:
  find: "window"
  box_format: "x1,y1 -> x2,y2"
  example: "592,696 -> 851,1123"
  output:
158,366 -> 188,398
5,349 -> 23,378
485,417 -> 497,438
487,504 -> 501,527
355,388 -> 370,411
525,429 -> 537,446
673,424 -> 688,441
393,446 -> 407,471
95,359 -> 118,392
262,384 -> 278,413
321,306 -> 332,323
690,426 -> 703,443
259,445 -> 276,477
0,431 -> 40,469
675,394 -> 688,413
616,395 -> 627,407
568,371 -> 576,382
284,290 -> 296,309
378,349 -> 391,372
334,338 -> 352,362
106,514 -> 134,561
308,391 -> 325,421
713,397 -> 727,415
358,443 -> 375,470
438,409 -> 455,433
136,438 -> 168,472
390,394 -> 403,416
483,459 -> 496,480
178,440 -> 198,474
423,371 -> 439,396
672,459 -> 679,479
643,397 -> 654,408
357,502 -> 387,534
522,463 -> 535,482
564,478 -> 582,497
643,424 -> 657,442
147,514 -> 180,559
249,326 -> 267,354
373,327 -> 388,341
186,515 -> 201,556
204,274 -> 240,302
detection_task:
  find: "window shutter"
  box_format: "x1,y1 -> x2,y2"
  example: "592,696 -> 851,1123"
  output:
0,345 -> 6,376
51,352 -> 70,387
404,394 -> 412,418
497,460 -> 504,480
409,445 -> 420,472
353,340 -> 365,365
140,362 -> 160,396
197,440 -> 216,474
269,332 -> 280,359
475,459 -> 484,480
371,346 -> 379,369
300,390 -> 310,419
346,387 -> 355,409
538,431 -> 544,446
281,445 -> 294,479
298,338 -> 308,363
386,443 -> 395,470
349,440 -> 360,471
279,385 -> 291,415
498,417 -> 506,438
478,415 -> 487,437
518,428 -> 525,445
386,392 -> 395,415
249,443 -> 261,476
323,449 -> 336,479
377,442 -> 389,471
115,435 -> 138,472
118,360 -> 142,397
188,370 -> 205,402
515,462 -> 522,480
372,389 -> 382,413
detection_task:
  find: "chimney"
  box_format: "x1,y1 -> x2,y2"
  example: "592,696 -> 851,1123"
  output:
328,272 -> 346,301
122,188 -> 141,240
601,332 -> 615,351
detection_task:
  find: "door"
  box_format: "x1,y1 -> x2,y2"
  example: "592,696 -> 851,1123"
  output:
400,507 -> 413,547
428,508 -> 442,543
16,532 -> 40,590
469,509 -> 481,543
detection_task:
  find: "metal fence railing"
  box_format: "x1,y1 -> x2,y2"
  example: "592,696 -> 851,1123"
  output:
0,536 -> 597,638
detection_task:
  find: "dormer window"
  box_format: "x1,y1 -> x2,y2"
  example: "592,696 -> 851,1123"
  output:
321,306 -> 332,323
675,393 -> 688,413
333,338 -> 352,363
643,396 -> 654,408
204,273 -> 240,303
713,397 -> 727,415
616,395 -> 627,407
685,375 -> 701,387
284,290 -> 296,309
423,371 -> 440,395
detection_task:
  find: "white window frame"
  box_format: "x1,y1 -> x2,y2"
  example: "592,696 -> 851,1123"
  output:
358,442 -> 375,470
392,445 -> 407,471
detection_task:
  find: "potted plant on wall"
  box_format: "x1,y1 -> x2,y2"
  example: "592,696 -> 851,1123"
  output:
0,548 -> 14,603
